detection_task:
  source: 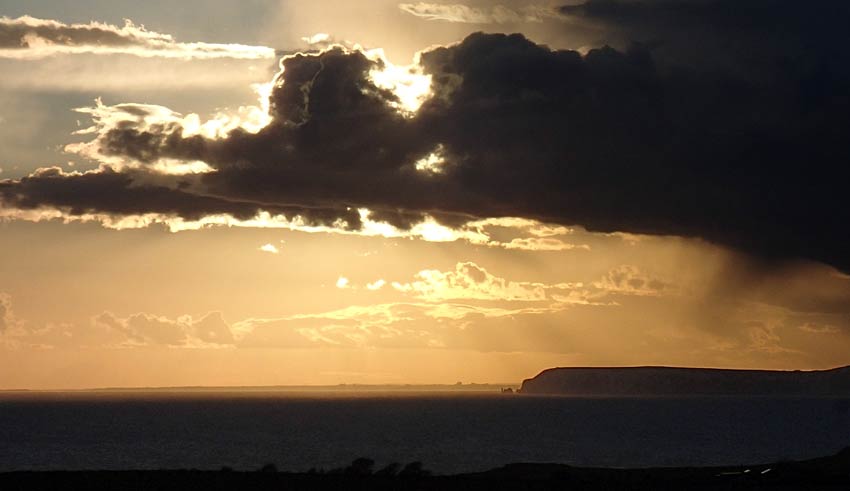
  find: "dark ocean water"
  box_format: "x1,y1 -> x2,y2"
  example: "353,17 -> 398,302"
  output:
1,391 -> 848,474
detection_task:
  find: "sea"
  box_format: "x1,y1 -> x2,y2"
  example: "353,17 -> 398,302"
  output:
1,388 -> 848,474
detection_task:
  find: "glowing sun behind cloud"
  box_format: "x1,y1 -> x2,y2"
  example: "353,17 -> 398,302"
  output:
367,49 -> 433,115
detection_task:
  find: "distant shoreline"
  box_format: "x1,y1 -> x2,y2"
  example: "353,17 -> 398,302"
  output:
0,383 -> 519,394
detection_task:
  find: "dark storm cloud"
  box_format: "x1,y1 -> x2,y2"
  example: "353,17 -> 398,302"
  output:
558,0 -> 850,72
2,1 -> 850,270
0,167 -> 361,228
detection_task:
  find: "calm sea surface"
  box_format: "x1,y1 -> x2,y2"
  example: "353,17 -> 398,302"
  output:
1,391 -> 848,474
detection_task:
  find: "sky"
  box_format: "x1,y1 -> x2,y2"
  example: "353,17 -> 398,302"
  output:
1,0 -> 849,389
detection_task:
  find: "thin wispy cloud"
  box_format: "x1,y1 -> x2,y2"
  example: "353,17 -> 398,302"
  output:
398,3 -> 560,24
0,16 -> 275,60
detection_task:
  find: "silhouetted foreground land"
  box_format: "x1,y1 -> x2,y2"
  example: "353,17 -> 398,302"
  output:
2,448 -> 848,490
520,365 -> 850,396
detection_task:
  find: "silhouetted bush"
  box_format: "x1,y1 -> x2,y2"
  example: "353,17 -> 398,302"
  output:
344,457 -> 375,476
399,461 -> 431,478
258,463 -> 278,473
375,462 -> 402,477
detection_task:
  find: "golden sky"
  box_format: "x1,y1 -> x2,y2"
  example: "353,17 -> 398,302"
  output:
1,0 -> 849,389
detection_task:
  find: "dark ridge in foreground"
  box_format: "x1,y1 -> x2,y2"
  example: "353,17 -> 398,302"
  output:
1,448 -> 848,490
519,365 -> 850,396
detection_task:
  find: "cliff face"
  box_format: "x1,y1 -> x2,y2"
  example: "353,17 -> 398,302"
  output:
519,366 -> 850,396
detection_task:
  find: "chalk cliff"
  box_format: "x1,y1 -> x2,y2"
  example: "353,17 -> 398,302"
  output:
519,366 -> 850,395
